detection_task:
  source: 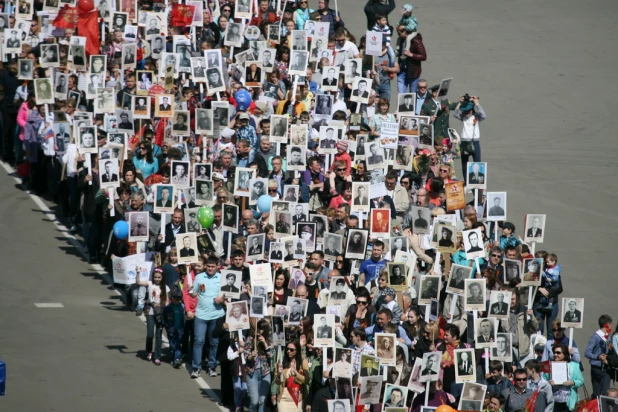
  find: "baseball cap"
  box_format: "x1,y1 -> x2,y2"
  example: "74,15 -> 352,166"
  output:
238,112 -> 250,121
401,4 -> 414,13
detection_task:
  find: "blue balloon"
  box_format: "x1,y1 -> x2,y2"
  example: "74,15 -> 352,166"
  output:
257,194 -> 272,213
235,89 -> 252,112
113,220 -> 129,240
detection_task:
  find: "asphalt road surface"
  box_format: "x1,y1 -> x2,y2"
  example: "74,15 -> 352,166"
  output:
1,0 -> 617,408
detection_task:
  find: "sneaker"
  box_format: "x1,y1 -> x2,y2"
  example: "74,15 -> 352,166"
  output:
154,359 -> 161,366
146,352 -> 153,361
135,309 -> 143,316
208,368 -> 217,377
173,359 -> 182,369
190,369 -> 201,379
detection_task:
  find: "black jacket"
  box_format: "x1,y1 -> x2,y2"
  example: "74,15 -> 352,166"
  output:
363,0 -> 396,30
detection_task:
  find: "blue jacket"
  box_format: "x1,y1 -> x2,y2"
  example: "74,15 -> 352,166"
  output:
366,324 -> 412,347
543,361 -> 584,410
585,332 -> 607,367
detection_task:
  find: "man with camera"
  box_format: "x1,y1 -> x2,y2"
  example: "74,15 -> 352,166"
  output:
453,94 -> 487,184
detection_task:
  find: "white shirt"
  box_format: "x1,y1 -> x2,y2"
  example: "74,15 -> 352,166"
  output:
335,40 -> 359,58
460,114 -> 481,141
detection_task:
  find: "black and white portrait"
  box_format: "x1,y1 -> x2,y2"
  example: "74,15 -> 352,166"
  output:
419,275 -> 440,305
358,376 -> 381,405
115,110 -> 134,132
445,264 -> 471,294
286,146 -> 306,171
419,352 -> 441,382
288,50 -> 308,75
89,55 -> 107,75
246,233 -> 265,261
112,12 -> 127,31
195,179 -> 213,205
17,59 -> 33,80
438,77 -> 453,97
351,182 -> 370,212
219,270 -> 242,299
313,314 -> 335,347
323,233 -> 343,261
268,242 -> 284,263
224,22 -> 244,46
399,115 -> 419,135
561,297 -> 584,328
191,57 -> 207,81
432,221 -> 457,252
222,204 -> 239,233
291,30 -> 307,51
410,206 -> 430,234
249,177 -> 268,204
350,77 -> 372,104
53,73 -> 68,99
250,295 -> 266,317
259,48 -> 275,72
234,167 -> 254,196
454,349 -> 476,383
364,142 -> 385,170
98,158 -> 120,188
491,333 -> 512,361
464,279 -> 486,311
206,67 -> 225,93
172,111 -> 190,136
296,221 -> 316,253
77,126 -> 97,154
503,259 -> 521,283
458,382 -> 486,411
95,88 -> 115,113
418,122 -> 434,148
226,301 -> 249,331
524,214 -> 546,243
486,191 -> 507,221
388,262 -> 407,288
212,102 -> 229,127
327,399 -> 351,412
195,109 -> 213,134
462,228 -> 485,260
314,94 -> 333,117
475,317 -> 497,348
176,232 -> 198,264
344,58 -> 362,84
345,229 -> 368,260
205,50 -> 221,69
269,115 -> 288,142
40,44 -> 60,66
274,211 -> 292,236
128,212 -> 150,242
599,396 -> 617,412
34,78 -> 54,104
121,43 -> 137,68
286,296 -> 308,324
398,93 -> 416,114
489,290 -> 512,318
167,160 -> 188,188
321,66 -> 340,92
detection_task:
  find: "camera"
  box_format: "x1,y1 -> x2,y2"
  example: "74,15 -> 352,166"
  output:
463,94 -> 471,102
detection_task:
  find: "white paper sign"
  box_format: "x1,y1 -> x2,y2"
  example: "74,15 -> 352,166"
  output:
249,263 -> 273,292
112,253 -> 146,284
379,121 -> 398,149
365,31 -> 383,57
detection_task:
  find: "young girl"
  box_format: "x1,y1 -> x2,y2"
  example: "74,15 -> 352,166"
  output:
245,319 -> 274,412
228,330 -> 248,412
136,267 -> 170,365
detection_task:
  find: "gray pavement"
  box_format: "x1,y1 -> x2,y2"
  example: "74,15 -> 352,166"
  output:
2,0 -> 618,408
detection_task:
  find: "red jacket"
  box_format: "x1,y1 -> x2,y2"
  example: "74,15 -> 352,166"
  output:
249,12 -> 277,28
182,270 -> 197,314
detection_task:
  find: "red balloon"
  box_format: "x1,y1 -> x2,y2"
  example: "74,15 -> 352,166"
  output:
77,0 -> 94,12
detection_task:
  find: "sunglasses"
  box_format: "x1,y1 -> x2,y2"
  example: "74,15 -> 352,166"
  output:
491,254 -> 502,258
336,168 -> 346,172
336,259 -> 344,263
553,351 -> 563,355
268,188 -> 277,193
286,347 -> 296,351
356,300 -> 368,305
139,146 -> 147,149
439,169 -> 449,173
514,378 -> 527,382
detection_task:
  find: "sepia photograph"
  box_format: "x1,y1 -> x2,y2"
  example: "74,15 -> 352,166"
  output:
521,258 -> 543,286
458,382 -> 487,411
375,333 -> 397,366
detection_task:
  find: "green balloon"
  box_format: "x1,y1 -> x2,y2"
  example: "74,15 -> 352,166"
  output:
197,206 -> 215,229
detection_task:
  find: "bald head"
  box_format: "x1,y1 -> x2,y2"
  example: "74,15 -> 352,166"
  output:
296,284 -> 307,296
242,209 -> 254,220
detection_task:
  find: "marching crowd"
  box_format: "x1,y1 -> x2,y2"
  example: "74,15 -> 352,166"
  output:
1,0 -> 617,412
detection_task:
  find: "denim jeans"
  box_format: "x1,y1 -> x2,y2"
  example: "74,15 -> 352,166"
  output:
127,284 -> 146,311
247,371 -> 271,412
145,314 -> 163,359
397,72 -> 419,94
533,303 -> 559,340
192,318 -> 219,370
375,81 -> 392,100
591,366 -> 611,397
233,376 -> 248,408
167,328 -> 184,362
460,140 -> 482,184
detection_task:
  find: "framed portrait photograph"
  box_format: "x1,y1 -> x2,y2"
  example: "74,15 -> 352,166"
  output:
475,317 -> 497,348
503,258 -> 521,284
418,123 -> 434,149
269,241 -> 285,263
170,160 -> 191,188
466,161 -> 487,190
390,236 -> 409,258
222,203 -> 239,234
288,268 -> 305,290
458,382 -> 487,411
310,214 -> 328,241
234,167 -> 254,196
190,56 -> 207,82
296,221 -> 316,253
462,228 -> 485,260
94,87 -> 116,113
54,72 -> 68,100
432,221 -> 457,253
386,263 -> 406,290
359,354 -> 380,378
437,77 -> 453,97
226,301 -> 250,331
171,110 -> 190,136
323,233 -> 343,262
365,141 -> 386,170
397,93 -> 416,114
599,396 -> 618,412
317,125 -> 339,154
419,275 -> 440,305
358,376 -> 382,405
344,58 -> 362,83
98,158 -> 120,189
454,348 -> 476,383
288,50 -> 308,76
195,109 -> 214,135
405,358 -> 425,394
411,206 -> 431,234
488,290 -> 512,319
382,383 -> 408,409
290,124 -> 308,146
286,296 -> 308,324
250,295 -> 266,317
313,314 -> 335,347
329,276 -> 349,302
321,66 -> 340,92
370,208 -> 390,238
205,49 -> 221,69
375,333 -> 397,366
291,29 -> 308,51
17,59 -> 33,80
286,145 -> 306,171
486,191 -> 507,221
77,126 -> 98,154
153,184 -> 175,214
246,233 -> 266,262
195,179 -> 213,205
269,114 -> 289,143
272,315 -> 285,344
491,333 -> 512,361
89,54 -> 107,76
524,213 -> 546,243
34,78 -> 54,105
155,94 -> 174,118
128,211 -> 150,242
206,67 -> 226,94
273,211 -> 292,237
114,109 -> 134,133
176,232 -> 199,264
132,95 -> 151,119
248,177 -> 268,205
464,278 -> 486,311
224,21 -> 244,47
327,399 -> 351,412
345,229 -> 368,260
39,43 -> 60,67
350,77 -> 372,104
259,48 -> 275,72
314,94 -> 333,119
561,297 -> 584,328
351,182 -> 370,212
419,351 -> 441,382
521,258 -> 543,286
219,269 -> 242,299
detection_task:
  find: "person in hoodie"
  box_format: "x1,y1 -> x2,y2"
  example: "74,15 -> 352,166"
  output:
533,253 -> 563,338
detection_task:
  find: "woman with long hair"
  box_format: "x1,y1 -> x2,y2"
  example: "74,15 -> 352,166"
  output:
272,269 -> 292,305
132,142 -> 159,179
274,340 -> 308,412
342,288 -> 375,339
242,318 -> 274,412
352,160 -> 369,182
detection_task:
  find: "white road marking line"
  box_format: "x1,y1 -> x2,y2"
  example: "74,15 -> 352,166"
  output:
1,161 -> 225,411
34,303 -> 64,308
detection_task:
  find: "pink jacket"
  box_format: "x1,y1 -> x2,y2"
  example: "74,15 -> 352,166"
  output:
17,102 -> 30,141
